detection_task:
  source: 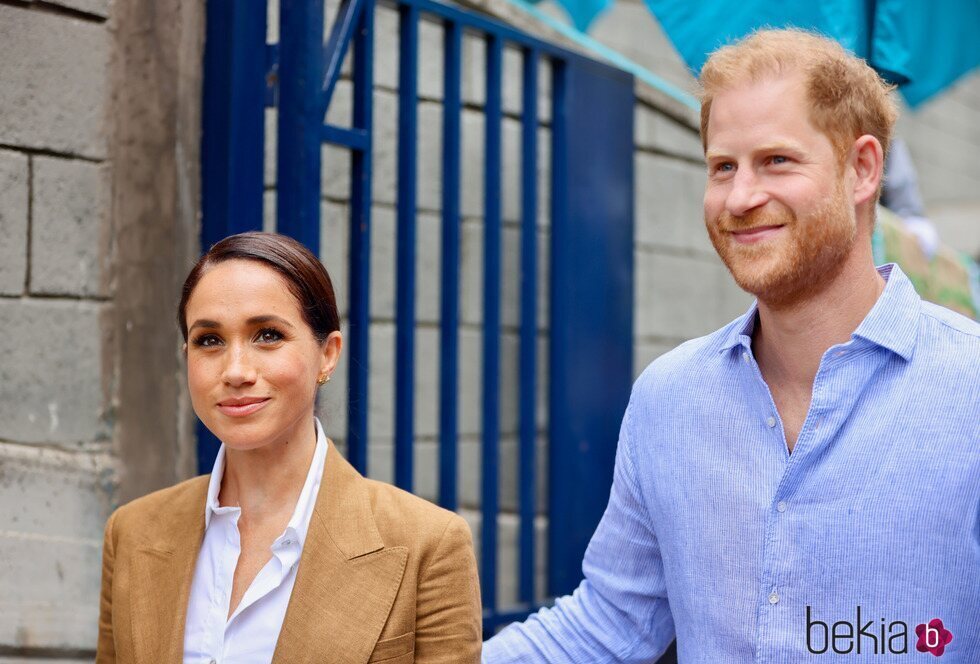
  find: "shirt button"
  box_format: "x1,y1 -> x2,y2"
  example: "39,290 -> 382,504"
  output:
777,501 -> 787,513
768,591 -> 779,604
766,416 -> 776,428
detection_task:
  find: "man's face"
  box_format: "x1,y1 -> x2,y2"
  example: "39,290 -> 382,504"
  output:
703,73 -> 857,308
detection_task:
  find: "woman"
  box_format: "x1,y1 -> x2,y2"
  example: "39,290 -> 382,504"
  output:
96,232 -> 481,663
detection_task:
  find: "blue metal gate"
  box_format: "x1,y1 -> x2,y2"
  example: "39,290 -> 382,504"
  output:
201,0 -> 634,636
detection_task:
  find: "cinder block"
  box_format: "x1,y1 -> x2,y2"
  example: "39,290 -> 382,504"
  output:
372,89 -> 398,206
501,117 -> 521,223
635,105 -> 704,161
536,126 -> 551,229
322,143 -> 351,201
502,45 -> 522,117
634,250 -> 736,340
418,19 -> 445,101
0,300 -> 108,445
413,326 -> 440,438
321,198 -> 350,318
30,157 -> 109,296
370,205 -> 396,320
373,5 -> 400,92
417,102 -> 444,213
0,443 -> 110,652
461,32 -> 486,107
0,151 -> 29,295
459,219 -> 484,326
0,5 -> 108,158
501,225 -> 520,329
264,109 -> 277,188
45,0 -> 110,17
498,331 -> 519,436
416,212 -> 442,323
635,153 -> 712,255
368,321 -> 395,439
461,110 -> 485,218
458,329 -> 482,436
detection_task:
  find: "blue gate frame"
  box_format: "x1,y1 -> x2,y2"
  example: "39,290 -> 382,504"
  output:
201,0 -> 634,636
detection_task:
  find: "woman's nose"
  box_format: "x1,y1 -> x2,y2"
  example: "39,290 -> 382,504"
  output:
221,344 -> 257,386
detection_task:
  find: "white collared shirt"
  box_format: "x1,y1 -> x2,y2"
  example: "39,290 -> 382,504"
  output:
183,419 -> 328,664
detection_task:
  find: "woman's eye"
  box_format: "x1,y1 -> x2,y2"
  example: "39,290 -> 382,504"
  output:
192,334 -> 221,348
256,328 -> 284,344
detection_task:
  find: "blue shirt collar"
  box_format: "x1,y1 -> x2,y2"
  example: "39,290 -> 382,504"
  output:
719,263 -> 920,361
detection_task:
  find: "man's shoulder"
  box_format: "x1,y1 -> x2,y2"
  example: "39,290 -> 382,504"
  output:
916,300 -> 980,365
633,316 -> 746,395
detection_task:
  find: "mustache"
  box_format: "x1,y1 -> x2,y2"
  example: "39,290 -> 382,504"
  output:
714,206 -> 795,231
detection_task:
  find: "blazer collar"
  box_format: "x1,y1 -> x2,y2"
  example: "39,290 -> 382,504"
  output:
130,475 -> 209,664
272,440 -> 408,663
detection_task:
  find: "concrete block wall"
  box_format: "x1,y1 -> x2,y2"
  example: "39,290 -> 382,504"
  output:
0,3 -> 113,659
0,0 -> 202,658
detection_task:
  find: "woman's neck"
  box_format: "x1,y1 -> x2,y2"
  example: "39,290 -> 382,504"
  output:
218,417 -> 318,519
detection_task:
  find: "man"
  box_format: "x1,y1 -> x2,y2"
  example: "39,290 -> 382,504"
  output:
483,29 -> 979,662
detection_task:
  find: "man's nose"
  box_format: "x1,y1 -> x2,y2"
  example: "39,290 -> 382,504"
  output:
725,168 -> 770,217
222,344 -> 257,386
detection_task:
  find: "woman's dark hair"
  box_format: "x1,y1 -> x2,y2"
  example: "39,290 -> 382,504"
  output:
178,232 -> 340,343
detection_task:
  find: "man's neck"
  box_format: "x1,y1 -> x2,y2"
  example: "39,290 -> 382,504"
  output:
753,252 -> 885,390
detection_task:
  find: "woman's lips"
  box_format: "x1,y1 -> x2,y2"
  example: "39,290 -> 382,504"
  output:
217,398 -> 270,418
730,225 -> 785,244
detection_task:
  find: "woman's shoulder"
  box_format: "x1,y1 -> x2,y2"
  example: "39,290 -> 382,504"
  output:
108,474 -> 210,541
360,478 -> 472,550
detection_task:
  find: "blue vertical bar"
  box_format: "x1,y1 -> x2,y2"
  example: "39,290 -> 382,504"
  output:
199,0 -> 267,474
277,0 -> 324,254
347,0 -> 375,474
481,34 -> 503,614
547,58 -> 568,594
439,20 -> 463,511
548,58 -> 635,598
395,4 -> 419,492
518,47 -> 538,606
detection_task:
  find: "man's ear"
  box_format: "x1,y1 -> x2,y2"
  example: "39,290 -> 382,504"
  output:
850,134 -> 884,207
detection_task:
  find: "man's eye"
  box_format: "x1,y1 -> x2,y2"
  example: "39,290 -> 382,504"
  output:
714,162 -> 735,173
770,155 -> 789,165
192,334 -> 221,348
256,328 -> 284,344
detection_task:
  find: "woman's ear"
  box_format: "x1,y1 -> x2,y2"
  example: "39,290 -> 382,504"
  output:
319,331 -> 343,379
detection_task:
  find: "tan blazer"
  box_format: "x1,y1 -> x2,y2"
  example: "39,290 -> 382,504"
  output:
96,441 -> 482,663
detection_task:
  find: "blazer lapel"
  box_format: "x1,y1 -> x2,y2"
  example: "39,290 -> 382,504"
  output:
273,444 -> 408,664
130,479 -> 207,664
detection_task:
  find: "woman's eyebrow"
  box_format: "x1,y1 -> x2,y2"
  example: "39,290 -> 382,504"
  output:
246,314 -> 295,329
188,315 -> 295,334
188,319 -> 220,334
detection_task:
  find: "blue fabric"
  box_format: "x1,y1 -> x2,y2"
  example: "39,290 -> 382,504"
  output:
484,264 -> 980,662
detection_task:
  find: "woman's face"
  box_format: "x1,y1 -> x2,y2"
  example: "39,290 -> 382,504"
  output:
183,259 -> 341,451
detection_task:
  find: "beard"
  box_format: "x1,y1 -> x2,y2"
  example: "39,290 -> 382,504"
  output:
705,183 -> 857,309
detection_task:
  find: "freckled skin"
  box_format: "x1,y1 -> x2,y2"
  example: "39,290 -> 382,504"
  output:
703,73 -> 858,308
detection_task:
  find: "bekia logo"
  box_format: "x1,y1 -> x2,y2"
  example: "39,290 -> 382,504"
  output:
916,619 -> 953,657
806,606 -> 953,657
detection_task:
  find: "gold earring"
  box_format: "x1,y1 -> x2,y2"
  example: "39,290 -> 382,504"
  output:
317,374 -> 328,385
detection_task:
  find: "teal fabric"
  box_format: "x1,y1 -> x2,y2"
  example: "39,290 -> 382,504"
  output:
641,0 -> 978,107
542,0 -> 979,108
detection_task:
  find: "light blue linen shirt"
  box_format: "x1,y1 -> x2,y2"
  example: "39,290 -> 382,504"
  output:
484,264 -> 980,662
